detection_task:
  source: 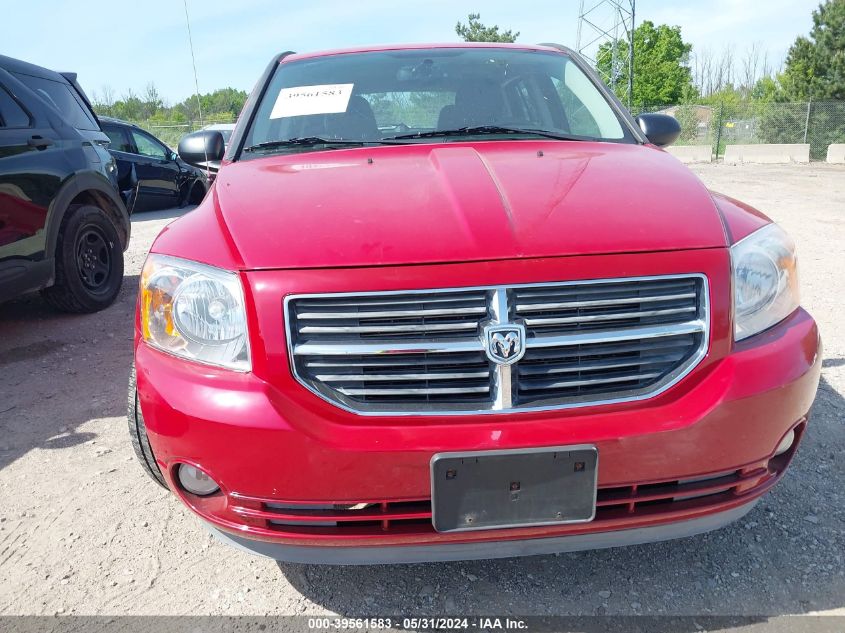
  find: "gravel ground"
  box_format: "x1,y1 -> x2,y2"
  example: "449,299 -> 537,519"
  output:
0,163 -> 843,620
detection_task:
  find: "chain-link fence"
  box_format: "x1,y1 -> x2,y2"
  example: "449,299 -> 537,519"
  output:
123,103 -> 845,161
632,101 -> 845,160
123,116 -> 236,149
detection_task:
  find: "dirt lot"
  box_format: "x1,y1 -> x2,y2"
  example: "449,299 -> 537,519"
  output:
0,164 -> 843,619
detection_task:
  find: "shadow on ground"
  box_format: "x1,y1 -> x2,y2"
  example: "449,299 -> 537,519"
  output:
0,275 -> 140,472
0,206 -> 192,472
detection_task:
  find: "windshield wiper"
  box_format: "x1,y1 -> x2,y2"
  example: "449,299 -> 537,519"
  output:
243,137 -> 375,152
383,126 -> 586,142
243,127 -> 587,154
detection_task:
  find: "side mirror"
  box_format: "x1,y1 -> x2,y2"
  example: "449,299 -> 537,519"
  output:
635,113 -> 682,147
177,130 -> 225,169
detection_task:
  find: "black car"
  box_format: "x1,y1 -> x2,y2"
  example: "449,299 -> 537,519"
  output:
100,117 -> 207,212
0,55 -> 129,312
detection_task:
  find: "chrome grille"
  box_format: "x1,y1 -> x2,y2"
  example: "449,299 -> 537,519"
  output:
514,277 -> 699,334
516,332 -> 701,406
291,290 -> 490,340
285,275 -> 709,415
300,351 -> 491,406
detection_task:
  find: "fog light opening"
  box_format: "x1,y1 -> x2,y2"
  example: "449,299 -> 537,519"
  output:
177,464 -> 220,496
774,429 -> 796,457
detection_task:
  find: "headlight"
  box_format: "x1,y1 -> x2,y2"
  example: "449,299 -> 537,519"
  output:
731,223 -> 799,341
140,254 -> 250,370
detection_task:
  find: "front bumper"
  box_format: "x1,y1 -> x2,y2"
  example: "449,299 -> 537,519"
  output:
134,251 -> 821,562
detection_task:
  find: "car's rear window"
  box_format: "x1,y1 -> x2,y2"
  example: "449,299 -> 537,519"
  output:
0,84 -> 31,128
12,72 -> 99,131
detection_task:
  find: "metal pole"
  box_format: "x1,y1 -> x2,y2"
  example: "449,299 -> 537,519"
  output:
576,0 -> 585,52
714,102 -> 724,160
628,0 -> 635,109
803,100 -> 811,144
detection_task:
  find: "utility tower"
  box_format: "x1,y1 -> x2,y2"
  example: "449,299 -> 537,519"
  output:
576,0 -> 636,108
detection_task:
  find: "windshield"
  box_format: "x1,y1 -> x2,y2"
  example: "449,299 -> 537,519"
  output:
241,48 -> 633,156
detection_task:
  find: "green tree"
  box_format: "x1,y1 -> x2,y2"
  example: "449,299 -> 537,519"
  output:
750,76 -> 780,103
757,0 -> 845,158
673,104 -> 701,143
176,87 -> 248,121
597,20 -> 695,107
93,85 -> 248,148
455,13 -> 519,42
779,0 -> 845,100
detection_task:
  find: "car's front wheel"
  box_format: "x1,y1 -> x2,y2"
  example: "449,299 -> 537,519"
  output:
41,204 -> 124,313
127,364 -> 168,489
188,180 -> 206,205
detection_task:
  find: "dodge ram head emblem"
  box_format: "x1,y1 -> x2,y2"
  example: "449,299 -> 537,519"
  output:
484,324 -> 526,365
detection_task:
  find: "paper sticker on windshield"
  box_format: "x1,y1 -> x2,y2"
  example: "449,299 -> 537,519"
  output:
269,83 -> 354,119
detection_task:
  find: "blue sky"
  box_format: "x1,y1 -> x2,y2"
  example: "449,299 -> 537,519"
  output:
4,0 -> 820,104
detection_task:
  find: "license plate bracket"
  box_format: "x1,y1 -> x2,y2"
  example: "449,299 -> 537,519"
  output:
430,446 -> 598,532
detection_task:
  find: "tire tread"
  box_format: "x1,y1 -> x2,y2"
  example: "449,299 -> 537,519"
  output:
127,365 -> 168,489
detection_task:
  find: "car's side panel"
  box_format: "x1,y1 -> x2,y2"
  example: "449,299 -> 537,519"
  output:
0,74 -> 68,260
0,127 -> 56,259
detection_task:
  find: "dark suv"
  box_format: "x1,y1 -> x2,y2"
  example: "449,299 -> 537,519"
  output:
0,55 -> 129,312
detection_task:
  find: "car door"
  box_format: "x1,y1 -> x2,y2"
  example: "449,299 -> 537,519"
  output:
101,122 -> 141,200
0,79 -> 60,258
0,76 -> 66,297
128,128 -> 181,211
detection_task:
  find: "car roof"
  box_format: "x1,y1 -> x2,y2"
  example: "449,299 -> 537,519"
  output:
281,42 -> 571,64
0,54 -> 74,82
99,116 -> 136,127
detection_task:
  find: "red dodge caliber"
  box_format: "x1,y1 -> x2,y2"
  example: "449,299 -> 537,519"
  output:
129,43 -> 821,564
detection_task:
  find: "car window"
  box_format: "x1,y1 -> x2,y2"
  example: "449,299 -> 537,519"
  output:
504,78 -> 545,128
102,125 -> 133,152
552,63 -> 624,139
11,72 -> 98,131
130,129 -> 167,159
0,85 -> 31,128
360,91 -> 454,130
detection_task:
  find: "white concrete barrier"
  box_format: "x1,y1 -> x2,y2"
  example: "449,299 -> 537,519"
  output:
724,144 -> 810,164
666,145 -> 712,163
827,144 -> 845,164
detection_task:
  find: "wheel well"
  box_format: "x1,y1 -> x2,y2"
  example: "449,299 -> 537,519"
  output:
189,180 -> 207,205
68,190 -> 129,249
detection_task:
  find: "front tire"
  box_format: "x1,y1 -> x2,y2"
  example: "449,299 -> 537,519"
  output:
41,204 -> 124,313
188,181 -> 206,205
127,364 -> 168,489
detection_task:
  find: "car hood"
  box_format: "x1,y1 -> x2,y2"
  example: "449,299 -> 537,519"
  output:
214,140 -> 726,270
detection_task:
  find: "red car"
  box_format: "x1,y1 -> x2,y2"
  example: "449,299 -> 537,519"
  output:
129,43 -> 821,564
